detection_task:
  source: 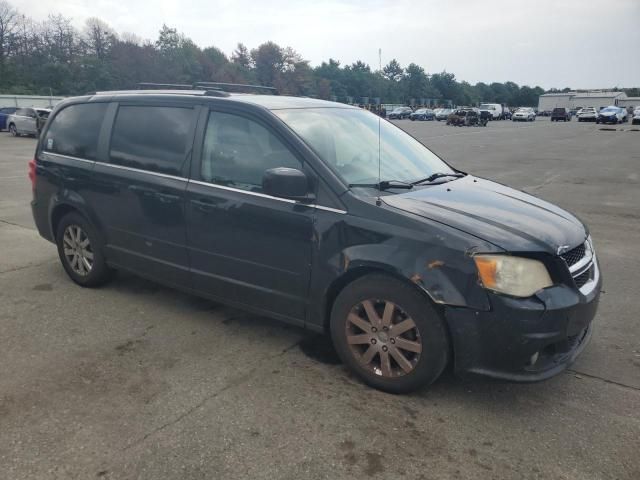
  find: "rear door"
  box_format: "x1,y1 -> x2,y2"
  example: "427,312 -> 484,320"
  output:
22,108 -> 37,134
185,107 -> 315,324
89,102 -> 198,288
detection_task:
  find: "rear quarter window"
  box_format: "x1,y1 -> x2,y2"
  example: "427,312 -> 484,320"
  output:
109,105 -> 194,176
43,103 -> 108,160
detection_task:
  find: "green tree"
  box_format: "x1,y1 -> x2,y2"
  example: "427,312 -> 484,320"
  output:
382,58 -> 403,82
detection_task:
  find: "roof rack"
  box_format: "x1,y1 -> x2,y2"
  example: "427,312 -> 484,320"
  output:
138,83 -> 193,90
95,82 -> 277,98
194,82 -> 278,95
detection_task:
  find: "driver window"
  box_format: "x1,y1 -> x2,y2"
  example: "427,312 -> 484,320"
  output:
201,111 -> 301,192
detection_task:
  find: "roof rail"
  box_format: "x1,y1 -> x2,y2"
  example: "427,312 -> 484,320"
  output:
138,83 -> 193,90
194,82 -> 278,95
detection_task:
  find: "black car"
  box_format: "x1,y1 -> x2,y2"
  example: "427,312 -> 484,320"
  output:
388,106 -> 413,119
30,87 -> 601,393
409,108 -> 435,121
551,107 -> 571,122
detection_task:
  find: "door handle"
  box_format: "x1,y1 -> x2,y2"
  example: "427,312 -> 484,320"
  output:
190,198 -> 215,212
155,192 -> 181,203
128,185 -> 155,196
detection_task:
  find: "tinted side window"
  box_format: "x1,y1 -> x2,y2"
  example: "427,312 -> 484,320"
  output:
201,111 -> 300,192
43,103 -> 107,160
110,106 -> 193,176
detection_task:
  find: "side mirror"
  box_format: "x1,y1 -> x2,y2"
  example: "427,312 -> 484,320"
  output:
262,167 -> 311,201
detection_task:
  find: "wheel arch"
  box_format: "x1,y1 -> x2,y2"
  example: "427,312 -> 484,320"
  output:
323,265 -> 444,334
49,196 -> 105,242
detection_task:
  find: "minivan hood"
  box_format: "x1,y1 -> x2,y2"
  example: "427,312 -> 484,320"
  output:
383,176 -> 586,253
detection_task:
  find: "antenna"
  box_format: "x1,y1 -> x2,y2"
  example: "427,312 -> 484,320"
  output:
377,48 -> 382,207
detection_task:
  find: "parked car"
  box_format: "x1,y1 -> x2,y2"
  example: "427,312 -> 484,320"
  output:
502,108 -> 512,120
7,107 -> 51,136
478,103 -> 503,120
31,89 -> 601,394
632,107 -> 640,125
512,107 -> 536,121
409,108 -> 435,121
577,107 -> 598,122
551,107 -> 571,122
435,108 -> 452,121
596,106 -> 627,124
0,107 -> 18,131
388,106 -> 413,120
446,108 -> 487,127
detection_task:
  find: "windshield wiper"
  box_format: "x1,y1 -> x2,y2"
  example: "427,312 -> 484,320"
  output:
348,180 -> 414,190
411,172 -> 465,185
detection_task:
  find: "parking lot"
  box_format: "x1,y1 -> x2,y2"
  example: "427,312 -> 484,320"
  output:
1,118 -> 639,479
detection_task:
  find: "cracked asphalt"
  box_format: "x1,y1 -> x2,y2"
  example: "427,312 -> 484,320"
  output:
1,118 -> 639,479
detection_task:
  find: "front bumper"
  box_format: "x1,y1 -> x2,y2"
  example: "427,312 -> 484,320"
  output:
444,264 -> 601,382
597,116 -> 617,123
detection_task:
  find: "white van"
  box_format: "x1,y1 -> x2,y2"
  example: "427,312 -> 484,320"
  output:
479,103 -> 503,120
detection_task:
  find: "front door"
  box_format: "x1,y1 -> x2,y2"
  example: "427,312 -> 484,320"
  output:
185,109 -> 314,325
89,103 -> 198,288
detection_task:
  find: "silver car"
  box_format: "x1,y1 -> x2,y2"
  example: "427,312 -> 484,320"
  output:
7,107 -> 51,137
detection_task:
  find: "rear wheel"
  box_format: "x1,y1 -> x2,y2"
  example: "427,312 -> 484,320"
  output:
9,124 -> 18,136
55,212 -> 113,287
330,274 -> 449,393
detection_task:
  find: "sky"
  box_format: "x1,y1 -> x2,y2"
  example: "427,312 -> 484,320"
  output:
10,0 -> 640,90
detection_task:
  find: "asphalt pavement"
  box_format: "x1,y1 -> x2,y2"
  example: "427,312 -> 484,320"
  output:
1,118 -> 638,479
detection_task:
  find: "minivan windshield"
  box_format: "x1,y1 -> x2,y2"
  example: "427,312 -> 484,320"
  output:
275,108 -> 455,186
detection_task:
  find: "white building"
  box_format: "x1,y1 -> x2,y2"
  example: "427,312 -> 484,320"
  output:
538,90 -> 628,112
538,92 -> 574,112
618,97 -> 640,110
570,91 -> 627,110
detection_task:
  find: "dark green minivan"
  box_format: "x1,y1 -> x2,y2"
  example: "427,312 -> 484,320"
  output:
31,88 -> 601,393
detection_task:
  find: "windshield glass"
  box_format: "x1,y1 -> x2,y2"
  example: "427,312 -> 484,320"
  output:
480,105 -> 495,110
275,108 -> 454,185
601,107 -> 617,113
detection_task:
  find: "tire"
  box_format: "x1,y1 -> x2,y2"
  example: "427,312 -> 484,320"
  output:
330,274 -> 449,394
9,124 -> 18,136
55,212 -> 113,287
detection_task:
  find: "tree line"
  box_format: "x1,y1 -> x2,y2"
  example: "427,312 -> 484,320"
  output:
0,1 -> 623,107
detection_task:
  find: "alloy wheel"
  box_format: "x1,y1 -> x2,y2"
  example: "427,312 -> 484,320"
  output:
345,299 -> 422,378
62,225 -> 94,276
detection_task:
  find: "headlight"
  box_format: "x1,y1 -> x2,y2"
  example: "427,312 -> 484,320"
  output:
474,255 -> 553,297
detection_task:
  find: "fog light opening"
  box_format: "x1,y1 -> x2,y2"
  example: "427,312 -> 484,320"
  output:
529,351 -> 539,366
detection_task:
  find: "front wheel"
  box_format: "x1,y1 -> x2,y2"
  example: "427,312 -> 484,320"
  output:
330,274 -> 449,394
56,212 -> 113,287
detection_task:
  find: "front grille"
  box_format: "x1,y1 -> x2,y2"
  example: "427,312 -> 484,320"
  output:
573,267 -> 592,288
560,244 -> 586,267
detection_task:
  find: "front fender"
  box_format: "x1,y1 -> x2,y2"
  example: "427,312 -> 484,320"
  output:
307,213 -> 497,331
339,242 -> 491,311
